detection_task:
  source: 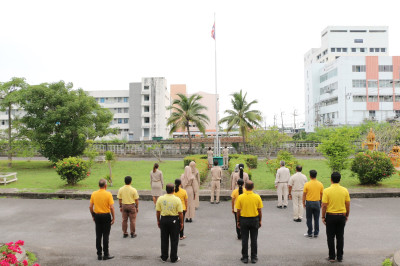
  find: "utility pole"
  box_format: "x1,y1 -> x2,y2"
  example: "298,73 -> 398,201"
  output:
273,114 -> 277,127
263,116 -> 267,130
280,112 -> 284,133
292,109 -> 298,131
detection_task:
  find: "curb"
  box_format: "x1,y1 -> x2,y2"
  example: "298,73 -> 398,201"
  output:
394,250 -> 400,266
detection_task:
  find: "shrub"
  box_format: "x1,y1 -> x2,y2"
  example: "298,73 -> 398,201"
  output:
382,258 -> 392,266
183,155 -> 208,183
351,151 -> 395,185
266,150 -> 299,174
55,157 -> 90,185
0,240 -> 40,266
83,140 -> 99,168
229,154 -> 258,169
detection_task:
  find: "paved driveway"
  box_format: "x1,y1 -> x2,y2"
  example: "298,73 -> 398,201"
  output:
1,197 -> 398,265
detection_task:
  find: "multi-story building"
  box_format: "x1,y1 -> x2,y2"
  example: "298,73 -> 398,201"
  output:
304,26 -> 400,132
170,84 -> 218,138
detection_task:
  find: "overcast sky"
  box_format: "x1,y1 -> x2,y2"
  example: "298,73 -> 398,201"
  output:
1,0 -> 400,128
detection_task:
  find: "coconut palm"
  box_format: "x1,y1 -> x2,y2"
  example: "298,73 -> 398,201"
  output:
219,90 -> 262,150
167,94 -> 209,153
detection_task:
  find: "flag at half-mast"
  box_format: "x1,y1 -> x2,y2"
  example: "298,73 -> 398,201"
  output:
211,23 -> 215,39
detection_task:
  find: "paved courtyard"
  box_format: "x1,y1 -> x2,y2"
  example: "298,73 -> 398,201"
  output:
1,197 -> 399,265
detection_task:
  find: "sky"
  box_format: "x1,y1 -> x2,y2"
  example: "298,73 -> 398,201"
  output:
1,0 -> 400,128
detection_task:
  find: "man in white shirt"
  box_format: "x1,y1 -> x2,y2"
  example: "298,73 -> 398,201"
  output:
275,161 -> 291,209
288,166 -> 307,222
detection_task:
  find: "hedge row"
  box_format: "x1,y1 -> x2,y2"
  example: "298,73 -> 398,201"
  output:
183,155 -> 208,183
228,158 -> 252,179
229,154 -> 258,169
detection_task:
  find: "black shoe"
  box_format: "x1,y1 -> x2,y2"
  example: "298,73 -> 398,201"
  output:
103,255 -> 114,260
97,255 -> 103,260
237,236 -> 242,240
277,206 -> 282,209
131,233 -> 137,238
210,202 -> 214,204
185,218 -> 189,222
326,257 -> 335,263
123,233 -> 129,238
283,205 -> 287,209
337,258 -> 343,262
189,218 -> 193,223
313,234 -> 318,238
303,233 -> 312,238
296,218 -> 302,222
216,202 -> 220,204
251,257 -> 258,264
241,257 -> 248,264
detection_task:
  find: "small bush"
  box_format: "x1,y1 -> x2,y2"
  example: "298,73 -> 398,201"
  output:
351,151 -> 395,185
266,150 -> 299,174
382,258 -> 392,266
183,155 -> 208,183
55,157 -> 90,185
229,154 -> 258,169
228,158 -> 252,179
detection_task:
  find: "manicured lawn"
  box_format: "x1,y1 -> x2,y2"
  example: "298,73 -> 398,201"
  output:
1,159 -> 399,192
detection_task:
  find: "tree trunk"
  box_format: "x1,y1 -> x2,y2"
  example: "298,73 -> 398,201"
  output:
7,104 -> 12,168
187,124 -> 192,154
108,162 -> 113,186
241,128 -> 246,153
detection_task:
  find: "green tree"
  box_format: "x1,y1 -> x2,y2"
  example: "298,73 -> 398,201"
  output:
247,127 -> 291,159
167,93 -> 209,153
0,77 -> 27,167
18,81 -> 115,162
105,150 -> 116,186
219,90 -> 262,150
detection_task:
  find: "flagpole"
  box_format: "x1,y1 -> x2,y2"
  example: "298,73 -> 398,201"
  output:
214,12 -> 220,157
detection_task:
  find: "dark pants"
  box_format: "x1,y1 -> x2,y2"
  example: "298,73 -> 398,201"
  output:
180,211 -> 186,238
234,213 -> 241,239
306,201 -> 320,236
240,216 -> 259,259
160,216 -> 180,262
326,214 -> 346,260
94,213 -> 112,256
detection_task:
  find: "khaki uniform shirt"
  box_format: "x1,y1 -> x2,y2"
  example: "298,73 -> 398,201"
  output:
211,166 -> 222,181
222,148 -> 229,157
288,172 -> 308,191
275,167 -> 291,186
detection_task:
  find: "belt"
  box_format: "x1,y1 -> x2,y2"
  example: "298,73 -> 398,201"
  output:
278,182 -> 288,183
326,213 -> 346,216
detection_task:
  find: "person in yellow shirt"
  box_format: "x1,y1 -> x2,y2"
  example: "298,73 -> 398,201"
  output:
231,178 -> 245,240
321,172 -> 351,263
89,179 -> 115,261
156,183 -> 184,263
235,181 -> 263,264
302,170 -> 324,237
174,179 -> 188,240
117,176 -> 139,238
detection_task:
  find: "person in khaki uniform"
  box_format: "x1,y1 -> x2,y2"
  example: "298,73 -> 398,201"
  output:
222,146 -> 229,170
150,163 -> 164,205
210,160 -> 222,204
231,164 -> 250,190
275,161 -> 291,209
181,166 -> 196,222
189,161 -> 201,209
117,176 -> 139,238
207,147 -> 213,169
288,166 -> 307,222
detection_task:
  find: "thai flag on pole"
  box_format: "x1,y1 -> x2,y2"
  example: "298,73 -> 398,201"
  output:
211,23 -> 215,39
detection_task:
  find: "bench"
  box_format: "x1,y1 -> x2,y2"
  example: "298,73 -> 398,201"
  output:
95,156 -> 106,163
0,172 -> 18,186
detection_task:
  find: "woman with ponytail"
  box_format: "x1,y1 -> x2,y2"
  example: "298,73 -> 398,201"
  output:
231,178 -> 245,239
150,163 -> 164,204
174,179 -> 188,240
231,163 -> 250,190
189,161 -> 200,209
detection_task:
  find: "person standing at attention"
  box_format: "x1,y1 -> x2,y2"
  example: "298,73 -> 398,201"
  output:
117,176 -> 139,238
275,160 -> 290,209
189,161 -> 201,209
231,164 -> 240,190
156,183 -> 184,263
174,179 -> 188,240
288,165 -> 307,222
181,165 -> 196,222
321,172 -> 350,263
222,146 -> 229,170
231,178 -> 245,240
89,179 -> 115,261
150,163 -> 164,205
210,160 -> 222,204
231,163 -> 250,190
235,181 -> 263,264
207,147 -> 213,169
303,170 -> 324,238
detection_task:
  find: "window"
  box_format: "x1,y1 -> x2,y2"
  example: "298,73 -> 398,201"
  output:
353,95 -> 367,102
378,65 -> 393,72
379,80 -> 393,88
352,65 -> 366,72
380,95 -> 393,102
381,48 -> 386,52
144,86 -> 149,90
332,113 -> 335,119
368,96 -> 378,102
143,128 -> 150,137
118,118 -> 123,124
331,48 -> 335,52
124,108 -> 129,113
369,110 -> 376,117
100,98 -> 105,103
144,117 -> 150,123
368,80 -> 378,88
374,48 -> 379,52
354,39 -> 363,43
320,68 -> 337,83
320,82 -> 338,94
337,48 -> 342,52
396,110 -> 400,117
395,81 -> 400,88
396,95 -> 400,102
343,48 -> 347,52
124,118 -> 129,123
323,49 -> 328,55
317,54 -> 321,60
360,48 -> 365,52
117,97 -> 122,102
319,97 -> 338,107
144,106 -> 150,112
117,108 -> 122,113
123,97 -> 128,103
144,95 -> 149,101
330,30 -> 347,32
335,56 -> 340,59
352,80 -> 366,88
351,30 -> 367,33
351,48 -> 356,52
370,48 -> 374,52
1,121 -> 4,125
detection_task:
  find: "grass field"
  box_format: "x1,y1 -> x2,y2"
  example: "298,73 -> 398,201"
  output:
0,159 -> 399,192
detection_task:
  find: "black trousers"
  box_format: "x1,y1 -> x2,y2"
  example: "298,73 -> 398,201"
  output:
326,214 -> 346,260
160,216 -> 180,262
234,213 -> 241,239
180,211 -> 186,238
240,216 -> 259,259
94,213 -> 112,256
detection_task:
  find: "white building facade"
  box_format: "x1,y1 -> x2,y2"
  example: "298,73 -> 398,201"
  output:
305,26 -> 400,132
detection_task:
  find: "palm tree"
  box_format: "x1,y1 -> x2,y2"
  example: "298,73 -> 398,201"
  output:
219,90 -> 262,150
167,94 -> 209,153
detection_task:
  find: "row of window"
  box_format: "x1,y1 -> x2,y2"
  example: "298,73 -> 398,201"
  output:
352,65 -> 393,72
320,82 -> 338,95
114,108 -> 129,113
96,97 -> 129,103
317,47 -> 386,60
112,118 -> 129,124
320,68 -> 338,83
352,79 -> 400,88
320,97 -> 338,107
353,95 -> 400,102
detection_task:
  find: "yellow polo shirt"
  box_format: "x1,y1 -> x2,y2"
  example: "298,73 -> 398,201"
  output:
117,185 -> 139,204
156,194 -> 183,216
322,184 -> 350,213
231,188 -> 247,212
303,179 -> 324,201
90,189 -> 114,214
235,190 -> 263,217
174,188 -> 188,211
